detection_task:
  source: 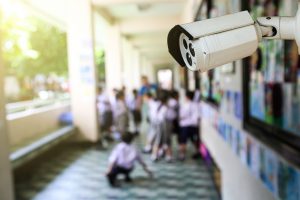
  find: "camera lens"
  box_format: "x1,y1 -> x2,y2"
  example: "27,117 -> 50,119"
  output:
183,39 -> 188,49
186,52 -> 192,66
189,43 -> 195,57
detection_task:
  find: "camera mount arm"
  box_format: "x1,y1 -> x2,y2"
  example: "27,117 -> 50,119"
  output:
256,2 -> 300,54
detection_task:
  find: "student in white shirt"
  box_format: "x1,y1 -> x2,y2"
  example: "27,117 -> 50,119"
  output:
169,90 -> 180,136
127,89 -> 142,135
114,91 -> 129,137
162,91 -> 179,162
151,90 -> 168,161
106,133 -> 152,187
143,92 -> 159,153
178,91 -> 200,161
97,87 -> 113,140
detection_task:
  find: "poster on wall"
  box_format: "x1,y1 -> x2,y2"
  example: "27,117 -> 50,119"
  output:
245,0 -> 300,145
234,92 -> 243,120
264,40 -> 284,83
225,124 -> 232,145
250,139 -> 260,179
218,118 -> 226,139
277,161 -> 300,200
259,146 -> 267,184
246,137 -> 253,168
239,132 -> 247,165
264,150 -> 278,194
250,82 -> 265,121
231,128 -> 240,155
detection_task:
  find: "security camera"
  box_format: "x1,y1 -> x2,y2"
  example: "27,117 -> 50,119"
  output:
167,3 -> 300,72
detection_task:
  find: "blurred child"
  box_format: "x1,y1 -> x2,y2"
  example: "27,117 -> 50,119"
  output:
127,89 -> 142,135
114,91 -> 129,138
106,133 -> 153,187
169,90 -> 180,136
163,90 -> 179,162
178,91 -> 200,161
143,92 -> 159,153
151,90 -> 169,161
97,87 -> 113,142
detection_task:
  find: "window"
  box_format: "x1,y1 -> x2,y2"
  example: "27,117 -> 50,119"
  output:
243,0 -> 300,152
1,1 -> 69,113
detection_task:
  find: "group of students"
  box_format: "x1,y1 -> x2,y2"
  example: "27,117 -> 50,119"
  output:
97,87 -> 142,142
99,86 -> 202,187
143,89 -> 201,162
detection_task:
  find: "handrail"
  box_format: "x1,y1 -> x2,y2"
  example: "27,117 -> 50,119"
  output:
10,125 -> 76,169
6,97 -> 70,114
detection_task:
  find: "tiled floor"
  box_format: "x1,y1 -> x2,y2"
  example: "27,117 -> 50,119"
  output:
15,140 -> 220,200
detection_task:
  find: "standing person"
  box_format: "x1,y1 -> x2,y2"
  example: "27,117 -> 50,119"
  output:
143,92 -> 159,153
138,75 -> 157,97
97,87 -> 113,142
151,90 -> 168,162
162,90 -> 180,162
113,91 -> 129,139
178,91 -> 200,161
169,90 -> 180,137
106,133 -> 153,187
127,89 -> 142,135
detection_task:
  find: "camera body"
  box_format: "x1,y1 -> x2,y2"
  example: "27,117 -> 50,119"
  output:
168,4 -> 300,72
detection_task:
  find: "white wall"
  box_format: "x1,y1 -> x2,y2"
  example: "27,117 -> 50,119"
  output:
202,117 -> 275,200
7,104 -> 70,148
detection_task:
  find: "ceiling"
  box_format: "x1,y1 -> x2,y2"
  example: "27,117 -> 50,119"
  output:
93,0 -> 188,66
20,0 -> 190,66
104,2 -> 184,20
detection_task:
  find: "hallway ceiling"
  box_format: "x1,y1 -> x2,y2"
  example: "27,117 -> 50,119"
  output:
93,0 -> 187,66
21,0 -> 189,67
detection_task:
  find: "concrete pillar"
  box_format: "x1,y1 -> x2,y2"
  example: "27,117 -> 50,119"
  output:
105,24 -> 123,95
141,56 -> 154,82
132,50 -> 141,89
122,38 -> 141,92
66,0 -> 99,142
0,9 -> 14,200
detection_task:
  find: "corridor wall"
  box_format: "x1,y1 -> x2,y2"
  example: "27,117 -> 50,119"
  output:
198,0 -> 300,200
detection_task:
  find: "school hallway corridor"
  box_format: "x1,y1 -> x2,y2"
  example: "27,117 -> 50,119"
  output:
14,139 -> 220,200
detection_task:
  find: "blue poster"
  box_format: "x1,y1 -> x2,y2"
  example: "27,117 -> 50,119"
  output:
250,82 -> 265,121
264,150 -> 278,194
225,124 -> 233,146
259,146 -> 267,184
250,140 -> 260,179
277,161 -> 300,200
239,132 -> 247,165
234,92 -> 243,120
231,129 -> 240,155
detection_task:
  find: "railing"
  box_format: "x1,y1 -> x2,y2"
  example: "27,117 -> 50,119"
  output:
6,96 -> 70,115
11,125 -> 76,169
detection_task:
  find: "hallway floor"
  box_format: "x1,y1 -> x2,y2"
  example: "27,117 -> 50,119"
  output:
15,140 -> 220,200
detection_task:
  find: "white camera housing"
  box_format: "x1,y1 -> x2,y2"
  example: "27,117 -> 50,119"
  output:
168,3 -> 300,72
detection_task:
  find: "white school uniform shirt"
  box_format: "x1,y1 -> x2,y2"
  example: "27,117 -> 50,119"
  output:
126,95 -> 138,111
113,100 -> 127,119
154,102 -> 168,125
179,100 -> 199,127
148,99 -> 159,124
109,142 -> 142,169
166,98 -> 178,121
97,93 -> 112,115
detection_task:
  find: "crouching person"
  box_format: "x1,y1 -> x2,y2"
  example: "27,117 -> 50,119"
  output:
106,132 -> 153,187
